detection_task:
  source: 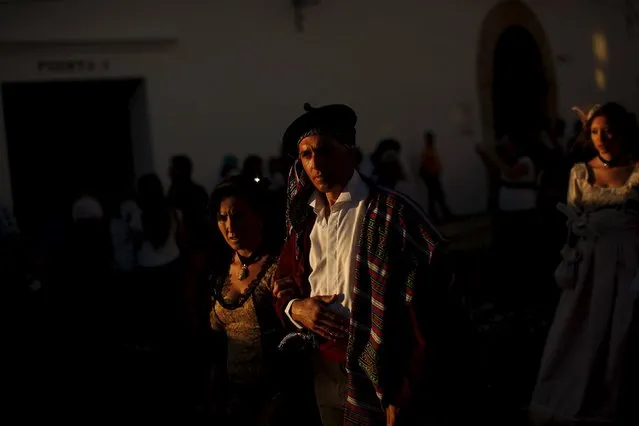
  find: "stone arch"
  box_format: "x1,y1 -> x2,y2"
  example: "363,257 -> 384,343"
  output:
476,0 -> 557,145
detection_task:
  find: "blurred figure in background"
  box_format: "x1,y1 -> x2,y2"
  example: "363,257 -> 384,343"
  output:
266,156 -> 287,246
476,134 -> 538,307
2,200 -> 44,422
218,155 -> 240,183
68,182 -> 111,301
368,138 -> 427,211
267,156 -> 286,191
241,154 -> 265,184
419,131 -> 453,221
168,155 -> 209,251
369,137 -> 401,181
566,119 -> 587,164
132,173 -> 183,341
374,142 -> 405,189
71,185 -> 104,225
109,182 -> 139,273
130,173 -> 187,419
537,119 -> 572,288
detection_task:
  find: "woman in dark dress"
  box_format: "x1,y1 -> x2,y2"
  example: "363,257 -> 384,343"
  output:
206,176 -> 312,426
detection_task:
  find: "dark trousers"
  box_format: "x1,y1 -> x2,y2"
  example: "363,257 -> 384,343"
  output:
493,209 -> 539,308
422,173 -> 452,219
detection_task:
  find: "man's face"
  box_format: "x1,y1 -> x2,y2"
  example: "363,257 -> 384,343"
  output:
298,134 -> 353,193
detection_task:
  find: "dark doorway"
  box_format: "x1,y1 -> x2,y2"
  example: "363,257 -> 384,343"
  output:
492,26 -> 548,143
2,79 -> 142,237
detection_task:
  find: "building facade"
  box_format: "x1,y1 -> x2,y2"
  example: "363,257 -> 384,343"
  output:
0,0 -> 637,215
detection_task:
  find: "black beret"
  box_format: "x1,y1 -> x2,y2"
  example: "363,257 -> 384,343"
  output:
282,103 -> 357,157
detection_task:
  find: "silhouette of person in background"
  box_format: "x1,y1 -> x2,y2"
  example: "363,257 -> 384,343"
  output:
218,155 -> 240,183
168,155 -> 209,250
268,157 -> 286,191
420,131 -> 453,221
476,133 -> 538,309
373,140 -> 405,189
242,154 -> 265,183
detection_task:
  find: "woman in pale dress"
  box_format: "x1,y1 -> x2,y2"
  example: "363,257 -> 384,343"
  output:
529,103 -> 639,425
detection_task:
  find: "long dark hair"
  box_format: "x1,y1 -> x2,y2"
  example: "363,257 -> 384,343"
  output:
208,175 -> 280,275
570,102 -> 638,163
137,174 -> 173,249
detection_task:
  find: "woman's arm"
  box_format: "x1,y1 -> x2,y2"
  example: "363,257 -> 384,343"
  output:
476,145 -> 530,179
567,165 -> 582,208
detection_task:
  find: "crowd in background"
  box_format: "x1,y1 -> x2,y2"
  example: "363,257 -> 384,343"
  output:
2,101 -> 639,425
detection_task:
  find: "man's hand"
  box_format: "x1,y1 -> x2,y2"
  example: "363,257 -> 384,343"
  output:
290,295 -> 348,340
386,405 -> 400,426
272,277 -> 298,300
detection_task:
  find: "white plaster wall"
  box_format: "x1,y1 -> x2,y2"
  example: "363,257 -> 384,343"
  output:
0,0 -> 637,214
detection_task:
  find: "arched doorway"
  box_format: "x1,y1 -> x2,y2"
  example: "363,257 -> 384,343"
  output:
476,0 -> 557,210
493,25 -> 548,142
476,0 -> 557,145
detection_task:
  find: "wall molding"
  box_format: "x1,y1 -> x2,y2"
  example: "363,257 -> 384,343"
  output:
0,37 -> 178,54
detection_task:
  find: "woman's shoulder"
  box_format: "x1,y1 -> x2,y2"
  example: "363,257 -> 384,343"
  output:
625,162 -> 639,187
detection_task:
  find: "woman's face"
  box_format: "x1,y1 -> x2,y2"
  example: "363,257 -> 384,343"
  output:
216,196 -> 263,252
590,115 -> 620,157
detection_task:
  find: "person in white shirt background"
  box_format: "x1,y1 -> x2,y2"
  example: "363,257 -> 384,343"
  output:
476,133 -> 539,310
109,184 -> 140,273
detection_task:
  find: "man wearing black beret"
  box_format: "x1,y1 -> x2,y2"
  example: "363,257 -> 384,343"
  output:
273,103 -> 453,426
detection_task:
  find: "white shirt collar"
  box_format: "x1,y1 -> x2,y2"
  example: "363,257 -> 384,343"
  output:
309,171 -> 369,215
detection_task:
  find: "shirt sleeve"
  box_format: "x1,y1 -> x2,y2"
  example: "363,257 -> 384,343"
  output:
285,299 -> 304,330
567,164 -> 583,208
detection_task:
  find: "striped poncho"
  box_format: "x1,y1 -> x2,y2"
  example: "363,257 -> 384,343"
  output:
284,160 -> 448,425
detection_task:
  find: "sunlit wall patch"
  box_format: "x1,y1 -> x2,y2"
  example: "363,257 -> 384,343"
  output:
594,68 -> 607,91
592,31 -> 608,90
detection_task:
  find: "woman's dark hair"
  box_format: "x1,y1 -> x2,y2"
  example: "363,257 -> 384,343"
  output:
208,175 -> 281,272
137,173 -> 172,249
571,102 -> 638,163
209,175 -> 268,222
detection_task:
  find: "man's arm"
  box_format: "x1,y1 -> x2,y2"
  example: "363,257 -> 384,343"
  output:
273,230 -> 348,339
